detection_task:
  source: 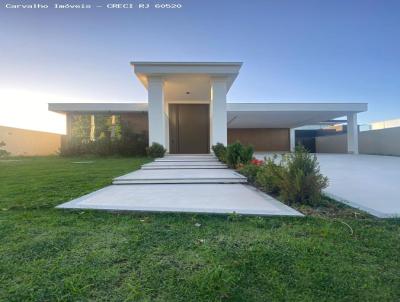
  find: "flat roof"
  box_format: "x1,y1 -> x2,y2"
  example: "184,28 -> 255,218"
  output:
227,102 -> 367,112
227,102 -> 367,128
49,102 -> 367,129
130,61 -> 243,66
131,61 -> 242,90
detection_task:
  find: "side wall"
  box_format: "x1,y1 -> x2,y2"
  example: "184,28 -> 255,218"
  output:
316,127 -> 400,156
228,128 -> 290,151
0,126 -> 61,156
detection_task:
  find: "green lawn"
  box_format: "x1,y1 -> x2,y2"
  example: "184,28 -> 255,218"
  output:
0,157 -> 399,301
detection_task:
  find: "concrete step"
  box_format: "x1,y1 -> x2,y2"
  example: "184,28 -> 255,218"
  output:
142,161 -> 227,170
162,154 -> 217,159
113,169 -> 246,184
142,165 -> 228,170
57,184 -> 303,216
165,154 -> 214,156
155,158 -> 219,162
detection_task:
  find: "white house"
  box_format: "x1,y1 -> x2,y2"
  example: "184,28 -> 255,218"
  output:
49,61 -> 367,154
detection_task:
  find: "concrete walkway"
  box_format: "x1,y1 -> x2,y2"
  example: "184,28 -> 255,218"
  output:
57,154 -> 302,216
255,153 -> 400,218
113,168 -> 246,184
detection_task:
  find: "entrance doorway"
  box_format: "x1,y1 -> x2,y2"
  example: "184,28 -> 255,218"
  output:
169,104 -> 209,154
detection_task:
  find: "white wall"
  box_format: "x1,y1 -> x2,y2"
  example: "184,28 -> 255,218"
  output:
316,127 -> 400,156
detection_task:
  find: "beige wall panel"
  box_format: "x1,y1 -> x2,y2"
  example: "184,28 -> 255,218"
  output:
0,126 -> 61,156
228,128 -> 290,151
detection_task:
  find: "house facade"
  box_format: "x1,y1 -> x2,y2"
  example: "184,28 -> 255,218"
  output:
49,62 -> 367,154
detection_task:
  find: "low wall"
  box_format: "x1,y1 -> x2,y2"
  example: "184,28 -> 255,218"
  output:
316,127 -> 400,156
0,126 -> 61,156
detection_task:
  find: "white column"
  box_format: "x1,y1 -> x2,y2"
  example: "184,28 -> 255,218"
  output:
210,77 -> 227,146
347,113 -> 359,154
147,76 -> 165,147
289,128 -> 296,152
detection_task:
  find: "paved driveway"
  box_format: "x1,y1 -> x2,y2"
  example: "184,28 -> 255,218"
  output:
255,153 -> 400,218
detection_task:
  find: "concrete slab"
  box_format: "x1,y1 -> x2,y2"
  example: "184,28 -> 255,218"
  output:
165,154 -> 214,157
155,158 -> 219,162
142,161 -> 227,170
113,168 -> 246,184
143,161 -> 226,167
155,155 -> 218,162
255,153 -> 400,218
57,184 -> 303,216
142,165 -> 228,170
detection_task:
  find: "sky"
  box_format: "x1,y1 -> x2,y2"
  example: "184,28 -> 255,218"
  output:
0,0 -> 399,133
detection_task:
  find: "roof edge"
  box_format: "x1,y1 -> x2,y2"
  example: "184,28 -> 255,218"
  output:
130,61 -> 243,67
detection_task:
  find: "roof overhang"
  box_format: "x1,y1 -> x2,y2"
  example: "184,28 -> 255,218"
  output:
48,102 -> 148,113
49,101 -> 368,129
227,102 -> 368,128
131,61 -> 242,91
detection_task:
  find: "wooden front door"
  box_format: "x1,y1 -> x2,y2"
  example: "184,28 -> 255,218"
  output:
169,104 -> 209,154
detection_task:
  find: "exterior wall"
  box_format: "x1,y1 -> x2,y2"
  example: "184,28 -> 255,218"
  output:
120,112 -> 149,134
228,128 -> 290,151
315,134 -> 347,153
0,126 -> 61,156
316,126 -> 400,156
370,118 -> 400,130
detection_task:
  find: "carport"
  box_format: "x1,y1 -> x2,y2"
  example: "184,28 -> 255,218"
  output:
227,102 -> 367,154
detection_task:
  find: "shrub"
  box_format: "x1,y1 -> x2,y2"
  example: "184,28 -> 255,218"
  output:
59,132 -> 147,157
117,132 -> 147,156
225,141 -> 254,168
238,163 -> 261,184
146,142 -> 166,158
212,143 -> 227,162
255,156 -> 284,194
279,146 -> 328,205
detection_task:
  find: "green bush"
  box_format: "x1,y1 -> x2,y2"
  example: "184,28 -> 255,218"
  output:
117,132 -> 147,156
212,143 -> 227,162
226,141 -> 254,168
253,148 -> 328,205
238,164 -> 260,184
279,146 -> 328,205
60,133 -> 147,157
146,142 -> 166,158
255,156 -> 284,194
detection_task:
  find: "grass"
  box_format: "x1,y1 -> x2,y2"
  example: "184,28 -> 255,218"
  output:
0,156 -> 399,301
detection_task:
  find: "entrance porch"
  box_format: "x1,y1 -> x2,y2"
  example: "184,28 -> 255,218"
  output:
132,62 -> 242,153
